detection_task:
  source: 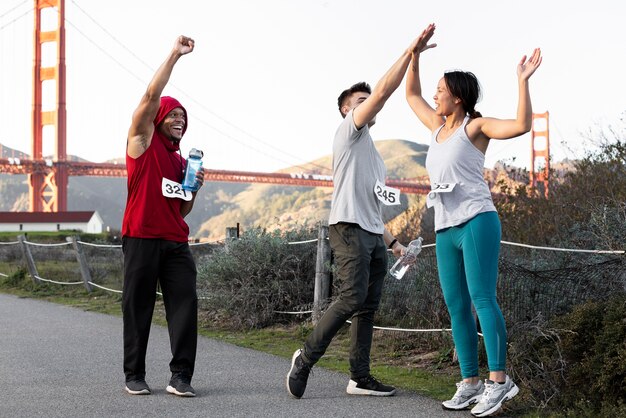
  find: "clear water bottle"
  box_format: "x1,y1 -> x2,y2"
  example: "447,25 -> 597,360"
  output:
182,148 -> 204,191
389,237 -> 423,280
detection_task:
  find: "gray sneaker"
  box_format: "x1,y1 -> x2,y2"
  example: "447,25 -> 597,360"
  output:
442,380 -> 484,410
471,376 -> 519,417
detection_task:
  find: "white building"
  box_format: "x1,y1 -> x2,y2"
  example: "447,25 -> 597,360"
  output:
0,211 -> 104,234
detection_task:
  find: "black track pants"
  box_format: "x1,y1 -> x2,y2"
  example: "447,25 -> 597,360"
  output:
122,237 -> 198,381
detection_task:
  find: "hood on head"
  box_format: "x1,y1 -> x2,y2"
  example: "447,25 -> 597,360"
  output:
154,96 -> 188,137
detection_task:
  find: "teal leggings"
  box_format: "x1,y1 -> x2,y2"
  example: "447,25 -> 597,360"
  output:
436,211 -> 506,378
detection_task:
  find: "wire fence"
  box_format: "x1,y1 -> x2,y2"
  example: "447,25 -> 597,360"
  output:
1,231 -> 624,339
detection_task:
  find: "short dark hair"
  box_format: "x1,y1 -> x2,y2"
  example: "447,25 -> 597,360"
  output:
337,82 -> 371,117
443,71 -> 483,118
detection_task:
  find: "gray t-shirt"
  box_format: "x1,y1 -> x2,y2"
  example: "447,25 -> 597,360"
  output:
328,110 -> 386,234
425,116 -> 496,231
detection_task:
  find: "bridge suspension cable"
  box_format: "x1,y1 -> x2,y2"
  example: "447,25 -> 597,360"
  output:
0,0 -> 29,19
66,0 -> 331,174
0,0 -> 31,31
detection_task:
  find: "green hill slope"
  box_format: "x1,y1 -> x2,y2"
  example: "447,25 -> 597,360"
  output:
195,139 -> 429,241
0,139 -> 430,240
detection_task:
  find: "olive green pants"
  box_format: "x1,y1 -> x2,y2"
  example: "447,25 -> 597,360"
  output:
303,223 -> 388,378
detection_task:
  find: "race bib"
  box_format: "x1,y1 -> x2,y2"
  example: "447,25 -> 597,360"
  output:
162,178 -> 193,201
426,182 -> 457,208
374,180 -> 401,206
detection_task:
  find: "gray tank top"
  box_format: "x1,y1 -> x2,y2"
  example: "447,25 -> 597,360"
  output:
425,116 -> 496,231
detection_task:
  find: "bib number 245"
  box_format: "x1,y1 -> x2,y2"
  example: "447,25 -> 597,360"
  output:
375,180 -> 401,206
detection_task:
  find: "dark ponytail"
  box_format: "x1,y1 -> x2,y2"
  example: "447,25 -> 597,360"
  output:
468,108 -> 482,118
444,71 -> 482,118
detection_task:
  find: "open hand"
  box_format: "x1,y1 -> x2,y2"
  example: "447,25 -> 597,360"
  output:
409,23 -> 437,55
517,48 -> 542,81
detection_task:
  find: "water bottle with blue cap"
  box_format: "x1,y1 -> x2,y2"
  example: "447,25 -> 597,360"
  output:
182,148 -> 204,191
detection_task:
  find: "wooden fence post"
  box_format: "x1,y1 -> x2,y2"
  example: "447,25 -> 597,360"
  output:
225,225 -> 239,252
17,234 -> 39,284
66,236 -> 92,292
313,224 -> 331,324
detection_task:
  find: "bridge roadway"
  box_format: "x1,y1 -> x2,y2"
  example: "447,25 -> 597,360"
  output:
0,158 -> 432,194
0,293 -> 465,418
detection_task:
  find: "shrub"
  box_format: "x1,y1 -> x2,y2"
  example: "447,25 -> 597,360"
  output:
495,138 -> 626,251
555,296 -> 626,411
196,225 -> 317,329
1,267 -> 28,288
508,296 -> 626,416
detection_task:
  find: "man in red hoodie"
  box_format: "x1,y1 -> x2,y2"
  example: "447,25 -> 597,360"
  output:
121,35 -> 203,397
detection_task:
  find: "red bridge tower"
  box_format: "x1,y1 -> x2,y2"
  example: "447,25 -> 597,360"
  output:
31,0 -> 68,211
529,111 -> 550,197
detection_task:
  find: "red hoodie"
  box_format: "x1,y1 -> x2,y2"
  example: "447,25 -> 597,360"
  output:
122,96 -> 190,242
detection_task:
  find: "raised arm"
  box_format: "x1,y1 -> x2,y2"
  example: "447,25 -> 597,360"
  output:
405,23 -> 442,132
127,36 -> 195,159
476,48 -> 543,140
352,28 -> 437,129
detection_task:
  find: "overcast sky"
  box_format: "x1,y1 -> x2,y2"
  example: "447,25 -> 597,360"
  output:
1,0 -> 624,174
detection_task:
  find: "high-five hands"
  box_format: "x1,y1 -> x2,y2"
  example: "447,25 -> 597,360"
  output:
409,23 -> 437,55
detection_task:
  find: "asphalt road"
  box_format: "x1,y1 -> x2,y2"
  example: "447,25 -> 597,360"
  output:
0,293 -> 465,418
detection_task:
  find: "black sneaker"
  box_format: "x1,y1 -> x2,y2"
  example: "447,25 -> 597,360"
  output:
347,375 -> 396,396
125,379 -> 151,395
166,374 -> 196,397
286,349 -> 312,399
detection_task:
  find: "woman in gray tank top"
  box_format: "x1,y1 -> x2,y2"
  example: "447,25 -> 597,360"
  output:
405,23 -> 542,418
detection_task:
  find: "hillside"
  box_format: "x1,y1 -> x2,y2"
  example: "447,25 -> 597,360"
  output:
194,139 -> 430,240
2,139 -> 537,241
0,140 -> 431,239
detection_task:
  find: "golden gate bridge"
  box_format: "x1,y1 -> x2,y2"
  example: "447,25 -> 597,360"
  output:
0,0 -> 549,214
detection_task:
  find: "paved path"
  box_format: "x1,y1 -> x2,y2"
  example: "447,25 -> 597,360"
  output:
0,293 -> 464,418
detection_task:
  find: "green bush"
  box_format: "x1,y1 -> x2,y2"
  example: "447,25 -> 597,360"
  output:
1,267 -> 28,288
196,225 -> 317,329
556,296 -> 626,411
508,296 -> 626,416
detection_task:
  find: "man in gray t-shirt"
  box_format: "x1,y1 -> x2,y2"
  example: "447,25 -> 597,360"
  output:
328,106 -> 386,234
286,31 -> 436,400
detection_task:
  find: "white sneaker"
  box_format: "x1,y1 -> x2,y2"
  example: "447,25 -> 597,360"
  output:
442,380 -> 484,410
471,376 -> 519,417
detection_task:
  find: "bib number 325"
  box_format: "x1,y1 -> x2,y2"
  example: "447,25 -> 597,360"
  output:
375,180 -> 401,206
